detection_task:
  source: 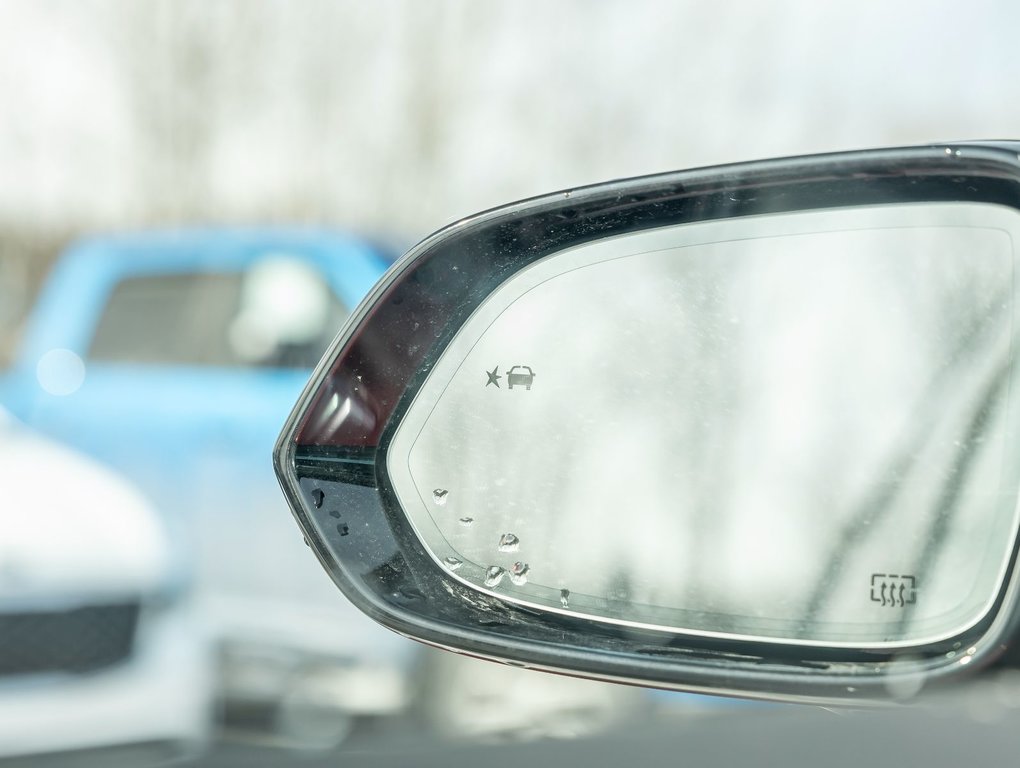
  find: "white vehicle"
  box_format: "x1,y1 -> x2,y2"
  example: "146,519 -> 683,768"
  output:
0,407 -> 214,761
0,234 -> 416,746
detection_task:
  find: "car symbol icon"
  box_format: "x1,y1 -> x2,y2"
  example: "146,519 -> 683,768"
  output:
506,365 -> 536,390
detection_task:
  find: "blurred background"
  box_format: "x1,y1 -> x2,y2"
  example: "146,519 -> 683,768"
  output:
2,0 -> 1020,765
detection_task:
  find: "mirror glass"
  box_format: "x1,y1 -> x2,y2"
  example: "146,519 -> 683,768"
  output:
388,202 -> 1020,648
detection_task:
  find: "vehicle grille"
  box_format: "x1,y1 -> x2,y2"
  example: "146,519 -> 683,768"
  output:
0,602 -> 140,677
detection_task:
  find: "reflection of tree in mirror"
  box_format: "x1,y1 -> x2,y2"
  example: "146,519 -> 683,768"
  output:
896,359 -> 1011,635
800,283 -> 1011,631
398,209 -> 1020,644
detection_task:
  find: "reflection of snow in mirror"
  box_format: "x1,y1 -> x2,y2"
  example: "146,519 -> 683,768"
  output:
390,202 -> 1020,648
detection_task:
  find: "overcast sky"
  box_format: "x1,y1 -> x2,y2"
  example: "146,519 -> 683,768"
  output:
0,0 -> 1018,237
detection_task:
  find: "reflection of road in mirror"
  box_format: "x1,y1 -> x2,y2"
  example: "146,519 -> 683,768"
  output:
390,202 -> 1020,648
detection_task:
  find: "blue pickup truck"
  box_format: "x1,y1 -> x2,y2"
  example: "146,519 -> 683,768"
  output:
0,229 -> 416,744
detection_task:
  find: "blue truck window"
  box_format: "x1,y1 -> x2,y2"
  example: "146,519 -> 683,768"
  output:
89,267 -> 349,369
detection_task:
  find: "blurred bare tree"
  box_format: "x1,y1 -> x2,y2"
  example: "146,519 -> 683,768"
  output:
1,0 -> 1020,360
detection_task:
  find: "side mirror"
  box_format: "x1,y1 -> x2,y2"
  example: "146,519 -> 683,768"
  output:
274,143 -> 1020,704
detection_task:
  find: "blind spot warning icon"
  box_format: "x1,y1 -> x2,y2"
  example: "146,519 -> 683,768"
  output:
507,365 -> 536,390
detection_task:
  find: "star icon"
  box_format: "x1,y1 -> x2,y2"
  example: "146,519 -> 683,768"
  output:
485,366 -> 502,388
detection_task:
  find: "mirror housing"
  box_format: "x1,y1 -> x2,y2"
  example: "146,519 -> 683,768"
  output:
275,143 -> 1020,704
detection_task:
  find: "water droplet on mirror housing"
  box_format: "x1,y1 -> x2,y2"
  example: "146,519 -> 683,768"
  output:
484,566 -> 506,587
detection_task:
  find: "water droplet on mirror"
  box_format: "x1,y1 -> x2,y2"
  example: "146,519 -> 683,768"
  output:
444,556 -> 463,571
311,489 -> 324,508
433,488 -> 449,506
398,585 -> 426,602
459,517 -> 474,526
498,533 -> 520,552
509,561 -> 530,585
560,588 -> 570,608
484,566 -> 506,587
